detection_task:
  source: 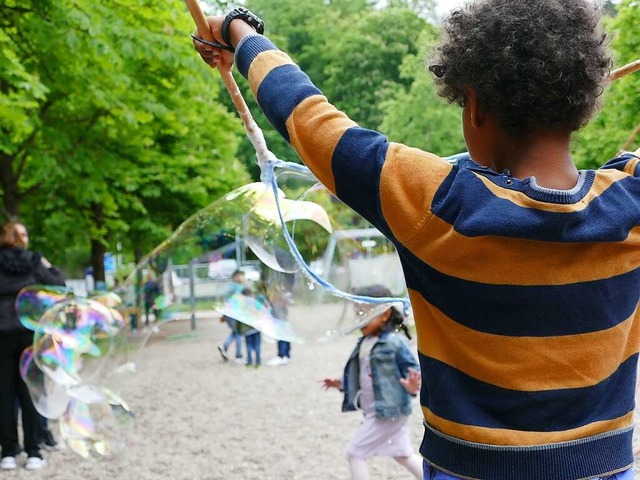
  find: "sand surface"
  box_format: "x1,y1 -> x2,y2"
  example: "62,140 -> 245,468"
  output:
4,316 -> 424,480
4,314 -> 640,480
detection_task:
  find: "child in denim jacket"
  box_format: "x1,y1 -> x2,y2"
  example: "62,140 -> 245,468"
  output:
323,285 -> 422,480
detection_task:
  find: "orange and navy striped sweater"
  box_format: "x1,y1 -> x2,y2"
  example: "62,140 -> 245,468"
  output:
236,34 -> 639,479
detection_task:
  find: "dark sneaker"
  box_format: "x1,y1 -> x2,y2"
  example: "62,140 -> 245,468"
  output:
217,344 -> 228,361
40,428 -> 58,451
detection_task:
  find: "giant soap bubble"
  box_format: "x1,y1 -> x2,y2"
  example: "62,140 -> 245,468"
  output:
17,287 -> 135,458
117,161 -> 409,344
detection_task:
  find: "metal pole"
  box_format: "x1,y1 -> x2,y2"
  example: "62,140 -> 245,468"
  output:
189,259 -> 196,330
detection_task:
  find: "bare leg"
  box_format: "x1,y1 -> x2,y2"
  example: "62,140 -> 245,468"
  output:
347,455 -> 370,480
394,455 -> 423,479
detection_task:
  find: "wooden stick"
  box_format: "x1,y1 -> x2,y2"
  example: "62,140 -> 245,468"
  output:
610,59 -> 640,82
611,62 -> 640,154
183,0 -> 211,41
184,0 -> 274,165
619,122 -> 640,154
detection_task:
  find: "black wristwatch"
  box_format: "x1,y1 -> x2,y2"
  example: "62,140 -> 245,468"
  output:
221,7 -> 265,52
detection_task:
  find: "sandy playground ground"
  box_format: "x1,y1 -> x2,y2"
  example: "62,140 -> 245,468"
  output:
3,312 -> 640,480
3,314 -> 425,480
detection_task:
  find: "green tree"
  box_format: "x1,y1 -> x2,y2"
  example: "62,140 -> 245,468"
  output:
383,0 -> 437,20
1,0 -> 249,280
572,0 -> 639,168
379,27 -> 466,155
316,8 -> 427,129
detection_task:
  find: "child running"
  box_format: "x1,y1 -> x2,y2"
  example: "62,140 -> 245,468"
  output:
236,287 -> 262,368
194,1 -> 639,478
218,269 -> 246,363
323,285 -> 422,480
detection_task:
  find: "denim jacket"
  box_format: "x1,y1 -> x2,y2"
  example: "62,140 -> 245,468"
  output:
341,330 -> 420,418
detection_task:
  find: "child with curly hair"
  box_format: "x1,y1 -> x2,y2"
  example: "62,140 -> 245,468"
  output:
322,285 -> 422,480
194,1 -> 639,478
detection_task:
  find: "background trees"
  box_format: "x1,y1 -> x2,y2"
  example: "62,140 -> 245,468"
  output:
0,0 -> 637,283
1,0 -> 247,279
573,0 -> 640,168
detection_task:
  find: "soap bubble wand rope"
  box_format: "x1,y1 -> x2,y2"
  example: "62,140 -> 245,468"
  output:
266,158 -> 410,311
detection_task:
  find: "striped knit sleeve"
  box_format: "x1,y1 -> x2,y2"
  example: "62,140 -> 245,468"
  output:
235,35 -> 453,241
600,152 -> 640,177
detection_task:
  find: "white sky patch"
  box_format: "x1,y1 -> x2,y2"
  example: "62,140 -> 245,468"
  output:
436,0 -> 617,17
435,0 -> 466,17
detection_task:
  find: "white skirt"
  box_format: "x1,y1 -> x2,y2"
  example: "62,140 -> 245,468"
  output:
346,414 -> 415,459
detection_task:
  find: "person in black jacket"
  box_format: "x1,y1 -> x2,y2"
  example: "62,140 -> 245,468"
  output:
0,222 -> 65,471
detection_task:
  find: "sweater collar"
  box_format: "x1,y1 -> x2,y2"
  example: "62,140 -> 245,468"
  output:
460,155 -> 594,205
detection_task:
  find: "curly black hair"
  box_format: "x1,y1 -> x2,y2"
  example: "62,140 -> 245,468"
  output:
429,0 -> 611,137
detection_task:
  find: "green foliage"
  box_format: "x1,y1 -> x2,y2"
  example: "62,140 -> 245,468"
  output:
385,0 -> 437,20
0,0 -> 250,277
572,0 -> 639,168
0,33 -> 48,155
1,0 -> 636,280
379,28 -> 466,154
316,8 -> 428,128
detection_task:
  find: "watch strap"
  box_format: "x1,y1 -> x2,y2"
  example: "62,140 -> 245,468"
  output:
221,7 -> 265,53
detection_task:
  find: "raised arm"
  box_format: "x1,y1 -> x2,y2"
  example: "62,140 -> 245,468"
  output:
193,14 -> 453,241
35,256 -> 66,286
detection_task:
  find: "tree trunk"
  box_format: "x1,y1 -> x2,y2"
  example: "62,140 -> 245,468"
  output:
90,202 -> 106,285
0,153 -> 20,220
134,246 -> 144,309
91,238 -> 106,284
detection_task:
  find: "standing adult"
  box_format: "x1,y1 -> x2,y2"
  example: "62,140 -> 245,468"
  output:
0,222 -> 65,471
142,273 -> 161,327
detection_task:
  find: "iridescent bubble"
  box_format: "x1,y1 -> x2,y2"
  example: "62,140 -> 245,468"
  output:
17,288 -> 135,458
116,182 -> 263,317
19,346 -> 71,419
243,174 -> 333,273
117,165 -> 408,344
59,388 -> 135,459
17,285 -> 69,331
152,294 -> 171,310
32,298 -> 127,387
90,291 -> 123,309
260,267 -> 407,342
252,169 -> 408,341
214,292 -> 303,343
